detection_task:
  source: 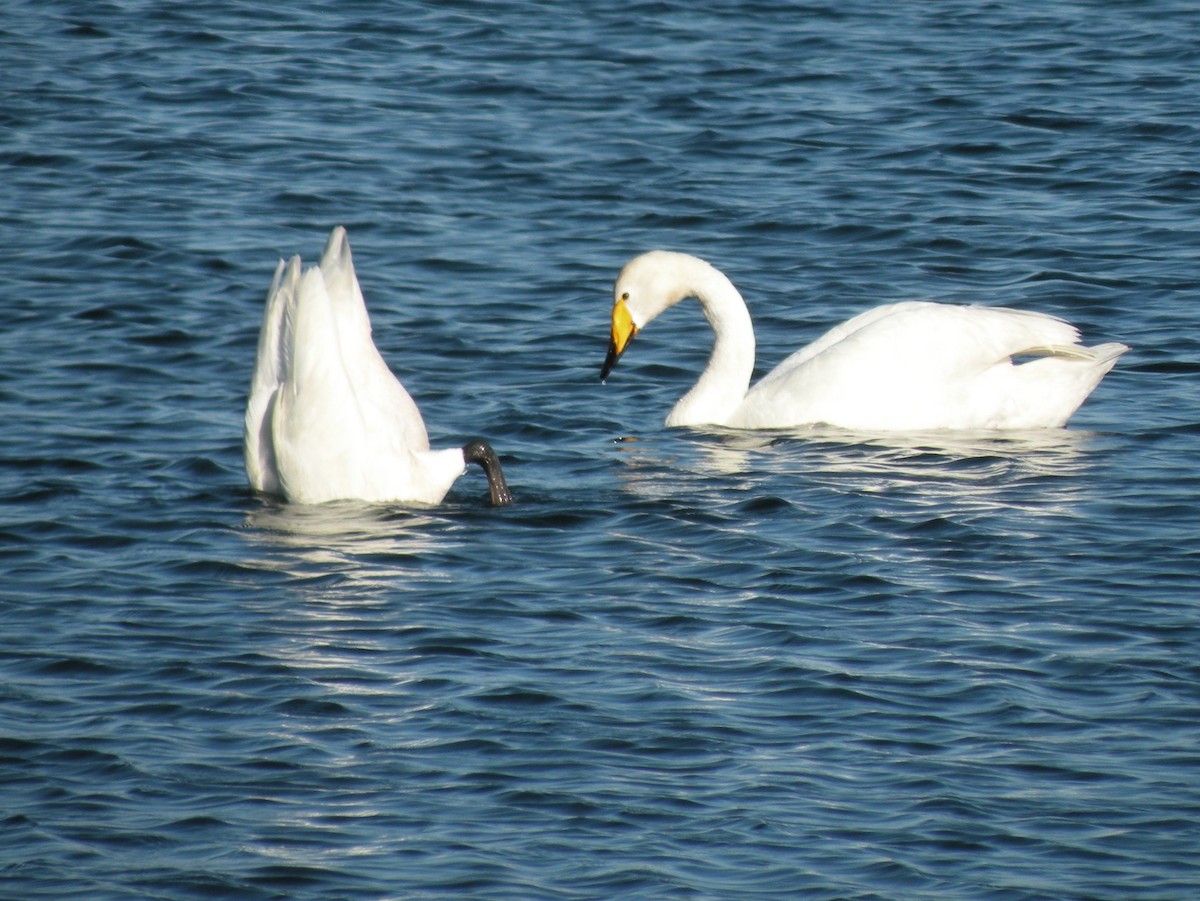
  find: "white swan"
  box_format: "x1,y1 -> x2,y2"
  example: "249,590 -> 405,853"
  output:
244,227 -> 512,506
601,251 -> 1127,431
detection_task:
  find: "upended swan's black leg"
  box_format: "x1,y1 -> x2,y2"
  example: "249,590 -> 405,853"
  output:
461,439 -> 513,506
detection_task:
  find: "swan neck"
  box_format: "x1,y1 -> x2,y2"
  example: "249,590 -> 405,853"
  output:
668,260 -> 756,426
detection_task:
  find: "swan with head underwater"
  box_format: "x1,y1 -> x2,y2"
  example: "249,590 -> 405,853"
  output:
601,251 -> 1127,431
245,226 -> 512,506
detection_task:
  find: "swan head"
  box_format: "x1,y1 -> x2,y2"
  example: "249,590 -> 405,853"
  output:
601,251 -> 709,381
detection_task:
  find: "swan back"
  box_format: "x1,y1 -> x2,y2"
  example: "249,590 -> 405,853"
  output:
736,301 -> 1127,430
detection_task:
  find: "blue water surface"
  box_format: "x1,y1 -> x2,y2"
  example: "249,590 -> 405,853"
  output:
3,2 -> 1200,898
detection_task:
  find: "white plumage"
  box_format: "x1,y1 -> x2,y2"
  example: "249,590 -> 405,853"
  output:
602,251 -> 1127,431
245,227 -> 511,506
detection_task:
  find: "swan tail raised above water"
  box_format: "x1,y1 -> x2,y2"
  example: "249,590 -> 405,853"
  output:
308,227 -> 430,452
244,227 -> 512,506
244,255 -> 300,495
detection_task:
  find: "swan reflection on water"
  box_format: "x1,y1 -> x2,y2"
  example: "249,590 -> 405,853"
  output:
241,497 -> 452,587
612,426 -> 1103,520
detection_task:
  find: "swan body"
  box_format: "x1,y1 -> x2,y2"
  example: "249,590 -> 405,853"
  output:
245,227 -> 511,506
601,251 -> 1127,431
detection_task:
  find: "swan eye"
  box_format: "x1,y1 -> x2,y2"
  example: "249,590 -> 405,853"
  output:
620,292 -> 630,302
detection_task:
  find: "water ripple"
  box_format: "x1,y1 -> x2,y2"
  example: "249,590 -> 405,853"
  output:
3,0 -> 1199,899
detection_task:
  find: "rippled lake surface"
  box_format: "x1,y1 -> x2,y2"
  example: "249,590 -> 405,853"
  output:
4,2 -> 1200,898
